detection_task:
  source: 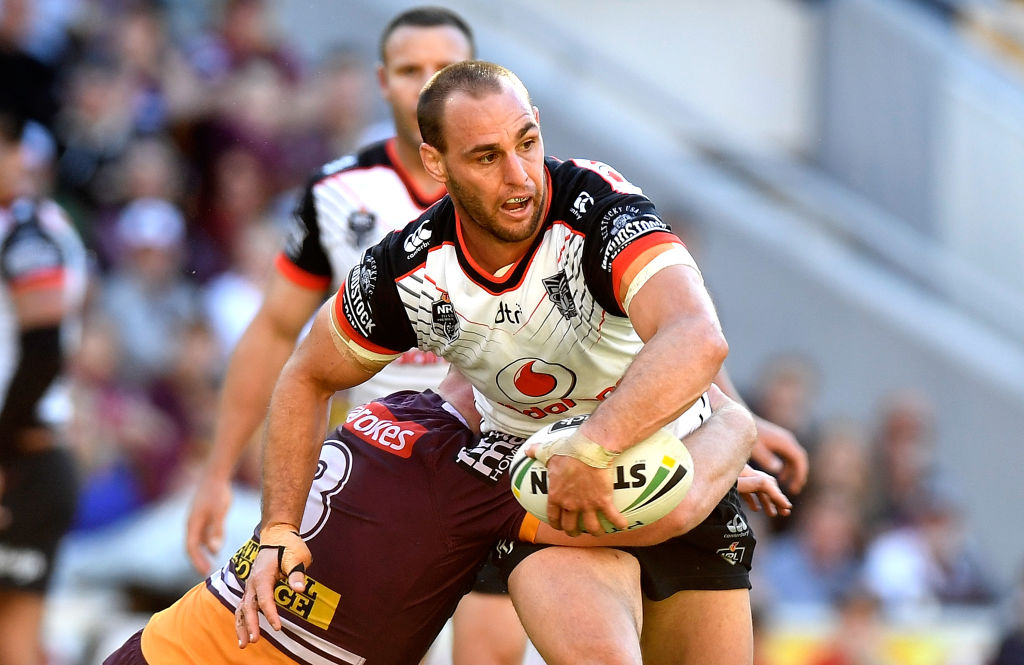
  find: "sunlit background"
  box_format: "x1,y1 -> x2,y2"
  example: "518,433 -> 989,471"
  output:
4,0 -> 1023,663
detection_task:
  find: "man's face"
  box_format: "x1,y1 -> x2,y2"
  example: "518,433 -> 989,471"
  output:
379,25 -> 472,149
437,83 -> 547,247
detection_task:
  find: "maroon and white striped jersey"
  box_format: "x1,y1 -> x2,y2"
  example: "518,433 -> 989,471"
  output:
204,390 -> 532,665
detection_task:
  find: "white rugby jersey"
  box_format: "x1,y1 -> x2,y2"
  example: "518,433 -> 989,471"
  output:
333,156 -> 711,440
0,198 -> 87,426
276,139 -> 448,406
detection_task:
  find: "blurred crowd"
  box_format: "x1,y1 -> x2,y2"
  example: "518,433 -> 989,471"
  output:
2,1 -> 1020,664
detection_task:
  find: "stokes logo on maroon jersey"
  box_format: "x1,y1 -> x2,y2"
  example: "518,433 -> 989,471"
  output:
343,401 -> 427,458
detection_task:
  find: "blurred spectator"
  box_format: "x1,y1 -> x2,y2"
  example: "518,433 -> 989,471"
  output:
201,219 -> 281,360
868,389 -> 942,530
99,197 -> 199,386
90,135 -> 187,269
806,417 -> 872,507
806,586 -> 891,665
53,53 -> 137,222
989,564 -> 1024,665
756,489 -> 866,608
186,0 -> 302,86
745,351 -> 820,532
745,351 -> 820,452
65,314 -> 177,530
0,0 -> 63,132
291,45 -> 379,167
862,485 -> 996,618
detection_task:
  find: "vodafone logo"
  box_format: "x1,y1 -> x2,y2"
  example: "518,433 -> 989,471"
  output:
343,401 -> 426,458
496,358 -> 577,405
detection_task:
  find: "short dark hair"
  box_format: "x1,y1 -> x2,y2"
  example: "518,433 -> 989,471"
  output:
379,6 -> 475,63
417,61 -> 531,152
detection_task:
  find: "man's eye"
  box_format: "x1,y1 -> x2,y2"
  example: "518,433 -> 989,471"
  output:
479,154 -> 496,164
521,139 -> 536,151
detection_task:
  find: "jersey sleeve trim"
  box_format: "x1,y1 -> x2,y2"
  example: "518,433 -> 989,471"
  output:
275,253 -> 332,290
622,244 -> 701,314
7,267 -> 65,293
331,288 -> 404,359
610,232 -> 682,303
518,514 -> 541,543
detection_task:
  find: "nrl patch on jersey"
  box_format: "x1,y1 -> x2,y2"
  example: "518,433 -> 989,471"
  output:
430,292 -> 459,342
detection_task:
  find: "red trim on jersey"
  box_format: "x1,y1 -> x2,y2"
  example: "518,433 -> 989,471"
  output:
275,253 -> 332,290
8,268 -> 65,292
333,284 -> 404,356
609,232 -> 683,303
385,139 -> 446,207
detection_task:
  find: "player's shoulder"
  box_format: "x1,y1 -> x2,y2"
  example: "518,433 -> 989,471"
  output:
304,139 -> 395,189
545,157 -> 647,226
372,197 -> 455,264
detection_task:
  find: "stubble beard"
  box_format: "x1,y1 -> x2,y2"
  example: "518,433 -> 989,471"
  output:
448,176 -> 544,245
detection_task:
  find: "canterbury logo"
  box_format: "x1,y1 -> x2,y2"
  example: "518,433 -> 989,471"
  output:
726,514 -> 748,534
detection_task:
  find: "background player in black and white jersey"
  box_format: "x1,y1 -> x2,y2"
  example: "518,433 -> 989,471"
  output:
241,61 -> 785,665
184,9 -> 535,665
0,106 -> 87,665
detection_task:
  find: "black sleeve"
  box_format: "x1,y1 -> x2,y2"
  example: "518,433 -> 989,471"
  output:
0,326 -> 62,457
338,236 -> 419,354
281,182 -> 332,279
581,193 -> 672,316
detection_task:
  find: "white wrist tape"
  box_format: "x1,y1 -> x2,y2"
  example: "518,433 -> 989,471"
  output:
532,430 -> 620,469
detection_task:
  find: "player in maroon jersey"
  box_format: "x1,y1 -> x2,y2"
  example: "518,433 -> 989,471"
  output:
104,371 -> 782,665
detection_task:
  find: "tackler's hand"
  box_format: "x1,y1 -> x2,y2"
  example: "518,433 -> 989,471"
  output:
527,430 -> 626,536
236,523 -> 311,648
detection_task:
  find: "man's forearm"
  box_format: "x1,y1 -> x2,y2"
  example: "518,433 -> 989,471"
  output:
260,360 -> 333,530
205,316 -> 302,482
581,314 -> 727,454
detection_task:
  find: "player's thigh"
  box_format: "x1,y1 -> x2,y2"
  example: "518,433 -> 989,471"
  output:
640,588 -> 752,665
508,546 -> 643,665
451,591 -> 526,665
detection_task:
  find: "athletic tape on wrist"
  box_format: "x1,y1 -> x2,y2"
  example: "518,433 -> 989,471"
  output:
258,523 -> 308,575
533,430 -> 620,469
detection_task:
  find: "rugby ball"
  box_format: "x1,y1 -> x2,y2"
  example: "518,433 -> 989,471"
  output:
509,414 -> 694,533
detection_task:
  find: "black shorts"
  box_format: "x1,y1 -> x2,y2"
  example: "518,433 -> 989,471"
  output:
470,555 -> 509,595
495,487 -> 755,601
0,446 -> 78,593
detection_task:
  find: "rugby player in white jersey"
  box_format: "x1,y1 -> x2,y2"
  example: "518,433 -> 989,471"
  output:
240,61 -> 789,664
185,8 -> 530,665
0,107 -> 87,665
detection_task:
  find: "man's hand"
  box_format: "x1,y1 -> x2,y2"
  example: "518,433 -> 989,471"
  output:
737,465 -> 792,517
749,416 -> 808,494
527,452 -> 627,536
235,523 -> 311,648
186,474 -> 233,574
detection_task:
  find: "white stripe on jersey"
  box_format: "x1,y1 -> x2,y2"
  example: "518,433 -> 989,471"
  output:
208,570 -> 367,665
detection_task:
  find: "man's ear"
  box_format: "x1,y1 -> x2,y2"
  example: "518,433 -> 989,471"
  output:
420,143 -> 447,184
533,106 -> 540,125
